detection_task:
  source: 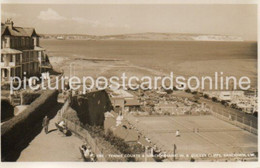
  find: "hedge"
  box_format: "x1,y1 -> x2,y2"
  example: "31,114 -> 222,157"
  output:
22,92 -> 41,105
1,90 -> 58,161
1,99 -> 14,122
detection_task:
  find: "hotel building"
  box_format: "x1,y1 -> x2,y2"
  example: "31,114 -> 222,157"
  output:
1,19 -> 52,84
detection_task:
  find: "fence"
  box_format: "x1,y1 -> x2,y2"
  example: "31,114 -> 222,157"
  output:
61,116 -> 106,161
207,105 -> 257,135
59,97 -> 70,115
55,96 -> 105,161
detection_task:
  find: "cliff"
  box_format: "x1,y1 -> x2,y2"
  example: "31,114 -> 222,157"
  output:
41,32 -> 243,41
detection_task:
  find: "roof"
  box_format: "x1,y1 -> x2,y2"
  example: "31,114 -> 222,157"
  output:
2,24 -> 39,37
34,46 -> 45,51
125,99 -> 140,106
104,112 -> 115,118
110,89 -> 134,98
1,48 -> 22,54
1,26 -> 11,36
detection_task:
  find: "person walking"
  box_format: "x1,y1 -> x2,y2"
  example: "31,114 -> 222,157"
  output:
42,116 -> 50,134
176,130 -> 180,137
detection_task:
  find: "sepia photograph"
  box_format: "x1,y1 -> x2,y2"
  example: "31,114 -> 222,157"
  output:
0,0 -> 258,167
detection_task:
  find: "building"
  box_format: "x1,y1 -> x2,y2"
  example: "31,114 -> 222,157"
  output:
1,19 -> 52,84
124,99 -> 141,112
203,90 -> 244,102
204,90 -> 257,114
109,89 -> 141,113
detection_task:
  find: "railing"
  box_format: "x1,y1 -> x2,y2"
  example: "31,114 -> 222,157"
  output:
59,98 -> 70,116
57,99 -> 106,161
60,118 -> 106,161
207,105 -> 257,135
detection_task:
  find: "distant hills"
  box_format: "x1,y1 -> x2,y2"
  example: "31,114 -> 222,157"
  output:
40,32 -> 243,41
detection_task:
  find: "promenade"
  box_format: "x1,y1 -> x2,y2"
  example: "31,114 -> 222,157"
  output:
17,113 -> 83,162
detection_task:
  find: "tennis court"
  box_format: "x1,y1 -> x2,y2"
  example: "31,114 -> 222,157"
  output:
131,115 -> 257,161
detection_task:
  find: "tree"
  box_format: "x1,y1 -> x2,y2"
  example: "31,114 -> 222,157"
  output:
203,94 -> 209,99
220,100 -> 227,106
192,95 -> 200,103
185,89 -> 191,93
192,91 -> 198,95
165,89 -> 173,94
230,103 -> 237,109
212,97 -> 218,102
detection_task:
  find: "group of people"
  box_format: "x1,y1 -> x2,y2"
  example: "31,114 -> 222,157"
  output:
149,144 -> 167,161
56,120 -> 69,135
42,116 -> 97,162
79,144 -> 97,162
42,115 -> 69,136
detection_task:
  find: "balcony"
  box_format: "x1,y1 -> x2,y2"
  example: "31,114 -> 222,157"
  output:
0,61 -> 21,68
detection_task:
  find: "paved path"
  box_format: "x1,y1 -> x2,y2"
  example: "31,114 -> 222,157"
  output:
17,114 -> 84,162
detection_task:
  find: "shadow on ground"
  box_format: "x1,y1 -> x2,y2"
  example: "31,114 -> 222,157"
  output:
3,103 -> 63,161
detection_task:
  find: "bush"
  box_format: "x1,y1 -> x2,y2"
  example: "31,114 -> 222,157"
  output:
192,91 -> 198,95
230,103 -> 237,109
173,86 -> 178,91
192,95 -> 200,103
203,94 -> 209,99
185,89 -> 191,93
62,107 -> 80,123
103,130 -> 141,161
1,90 -> 58,161
165,89 -> 173,94
84,126 -> 144,162
212,97 -> 218,102
22,92 -> 41,105
221,100 -> 227,106
1,99 -> 14,122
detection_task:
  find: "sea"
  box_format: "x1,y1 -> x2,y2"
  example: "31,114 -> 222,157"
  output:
41,40 -> 257,89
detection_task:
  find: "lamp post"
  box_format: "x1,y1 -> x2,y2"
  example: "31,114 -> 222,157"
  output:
69,62 -> 75,79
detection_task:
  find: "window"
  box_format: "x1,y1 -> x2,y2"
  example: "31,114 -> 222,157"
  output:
15,38 -> 18,48
16,54 -> 20,63
10,54 -> 13,62
1,55 -> 4,62
21,37 -> 24,46
2,38 -> 7,48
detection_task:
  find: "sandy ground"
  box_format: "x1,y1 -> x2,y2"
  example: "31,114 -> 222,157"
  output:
132,115 -> 257,161
17,113 -> 84,162
49,56 -> 164,87
49,55 -> 257,91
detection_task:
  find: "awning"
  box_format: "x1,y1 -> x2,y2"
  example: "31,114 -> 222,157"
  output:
34,46 -> 45,51
1,48 -> 22,54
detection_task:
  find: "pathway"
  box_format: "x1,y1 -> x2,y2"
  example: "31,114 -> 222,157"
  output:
17,113 -> 84,162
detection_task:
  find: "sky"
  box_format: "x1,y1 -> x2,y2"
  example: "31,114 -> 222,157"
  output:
1,4 -> 257,40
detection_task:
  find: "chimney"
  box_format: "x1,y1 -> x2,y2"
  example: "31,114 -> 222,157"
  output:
5,18 -> 14,29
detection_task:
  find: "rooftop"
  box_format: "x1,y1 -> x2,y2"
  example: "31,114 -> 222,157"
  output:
1,19 -> 39,37
110,89 -> 134,98
1,48 -> 22,54
125,99 -> 140,106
